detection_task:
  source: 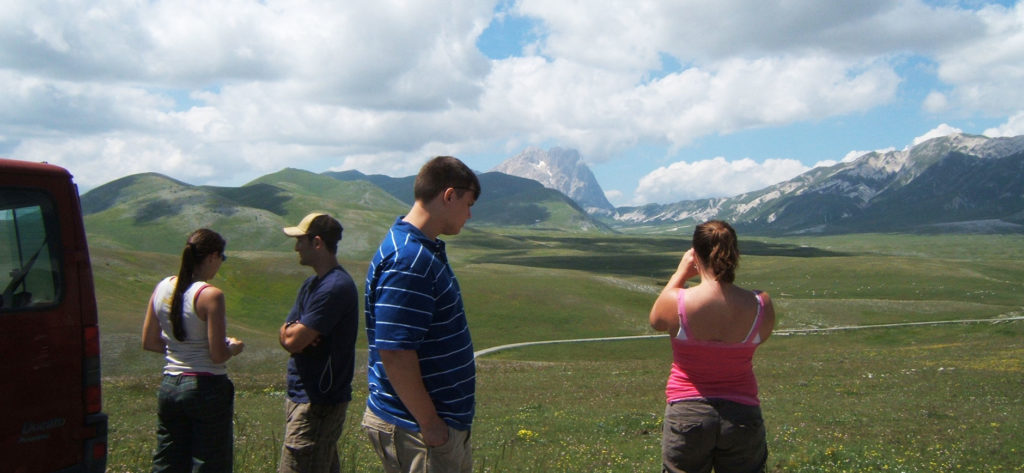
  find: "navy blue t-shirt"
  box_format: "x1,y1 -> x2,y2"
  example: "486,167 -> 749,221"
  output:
285,265 -> 359,405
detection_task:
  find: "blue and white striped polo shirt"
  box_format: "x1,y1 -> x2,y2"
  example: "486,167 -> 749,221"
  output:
365,217 -> 476,431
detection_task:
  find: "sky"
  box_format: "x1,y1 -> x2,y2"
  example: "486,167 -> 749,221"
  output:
3,0 -> 1024,206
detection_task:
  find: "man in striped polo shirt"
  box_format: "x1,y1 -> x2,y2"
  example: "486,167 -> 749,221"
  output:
362,156 -> 481,473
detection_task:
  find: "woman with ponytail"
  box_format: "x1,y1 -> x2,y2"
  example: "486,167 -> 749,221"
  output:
142,228 -> 245,472
649,220 -> 776,473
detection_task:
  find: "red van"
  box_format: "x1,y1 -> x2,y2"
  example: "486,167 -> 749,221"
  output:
0,158 -> 107,472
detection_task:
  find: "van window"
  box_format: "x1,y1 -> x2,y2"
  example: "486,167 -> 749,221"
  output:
0,188 -> 62,311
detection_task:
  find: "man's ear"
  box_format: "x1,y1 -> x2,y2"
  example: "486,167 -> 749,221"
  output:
442,187 -> 456,204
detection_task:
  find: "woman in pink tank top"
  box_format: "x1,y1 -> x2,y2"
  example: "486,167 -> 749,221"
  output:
649,220 -> 776,473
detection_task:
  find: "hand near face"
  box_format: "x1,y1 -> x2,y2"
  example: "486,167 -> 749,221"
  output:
678,248 -> 697,275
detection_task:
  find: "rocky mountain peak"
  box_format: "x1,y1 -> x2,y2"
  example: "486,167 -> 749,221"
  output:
492,147 -> 615,213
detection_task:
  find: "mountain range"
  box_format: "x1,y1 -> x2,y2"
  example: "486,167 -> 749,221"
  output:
78,133 -> 1024,253
80,168 -> 410,255
80,166 -> 607,255
608,133 -> 1024,234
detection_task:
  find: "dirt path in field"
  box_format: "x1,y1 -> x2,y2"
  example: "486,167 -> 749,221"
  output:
473,315 -> 1024,358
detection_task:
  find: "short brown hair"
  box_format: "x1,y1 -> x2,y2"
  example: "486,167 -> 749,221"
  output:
413,156 -> 481,203
305,215 -> 343,254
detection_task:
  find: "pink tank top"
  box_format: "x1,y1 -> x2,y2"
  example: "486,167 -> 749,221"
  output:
665,288 -> 765,406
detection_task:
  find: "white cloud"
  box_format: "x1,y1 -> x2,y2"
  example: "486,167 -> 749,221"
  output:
475,57 -> 642,160
475,53 -> 901,163
983,111 -> 1024,137
514,0 -> 983,66
922,91 -> 949,113
927,2 -> 1024,115
632,156 -> 810,204
13,134 -> 214,191
0,0 -> 1022,204
1,0 -> 499,187
912,123 -> 963,145
636,56 -> 900,144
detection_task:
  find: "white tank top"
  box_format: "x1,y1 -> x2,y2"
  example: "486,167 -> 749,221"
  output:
152,276 -> 227,375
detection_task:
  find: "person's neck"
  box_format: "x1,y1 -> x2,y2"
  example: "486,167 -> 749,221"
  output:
311,257 -> 339,278
192,266 -> 214,282
695,276 -> 729,293
403,202 -> 441,241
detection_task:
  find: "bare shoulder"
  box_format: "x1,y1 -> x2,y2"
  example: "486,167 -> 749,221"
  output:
649,287 -> 681,334
200,284 -> 224,297
196,284 -> 225,306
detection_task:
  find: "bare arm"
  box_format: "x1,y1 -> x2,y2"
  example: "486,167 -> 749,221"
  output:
279,321 -> 321,354
756,291 -> 777,343
649,249 -> 699,333
197,286 -> 243,363
141,292 -> 166,353
379,349 -> 449,447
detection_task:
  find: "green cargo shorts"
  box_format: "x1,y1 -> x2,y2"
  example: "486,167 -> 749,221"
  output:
661,398 -> 767,473
278,399 -> 349,473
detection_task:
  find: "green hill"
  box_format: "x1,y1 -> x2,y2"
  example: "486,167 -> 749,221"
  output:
82,168 -> 408,257
326,170 -> 612,233
82,172 -> 263,253
322,170 -> 414,205
243,168 -> 408,256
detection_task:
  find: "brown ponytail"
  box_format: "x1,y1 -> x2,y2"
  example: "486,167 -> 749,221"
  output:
169,229 -> 225,341
692,220 -> 739,283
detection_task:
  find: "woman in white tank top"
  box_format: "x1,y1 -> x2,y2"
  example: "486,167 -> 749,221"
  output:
142,228 -> 245,473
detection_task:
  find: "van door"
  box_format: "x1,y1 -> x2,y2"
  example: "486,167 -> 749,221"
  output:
1,164 -> 107,472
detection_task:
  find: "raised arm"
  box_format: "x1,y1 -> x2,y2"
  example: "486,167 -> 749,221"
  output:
649,249 -> 699,333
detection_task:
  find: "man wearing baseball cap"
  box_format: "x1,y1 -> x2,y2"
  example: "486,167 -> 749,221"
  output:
277,212 -> 359,473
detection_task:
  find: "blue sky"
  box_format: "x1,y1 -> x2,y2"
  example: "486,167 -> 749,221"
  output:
3,1 -> 1023,206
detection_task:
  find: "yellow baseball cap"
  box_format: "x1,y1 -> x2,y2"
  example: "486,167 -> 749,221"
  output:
282,212 -> 328,237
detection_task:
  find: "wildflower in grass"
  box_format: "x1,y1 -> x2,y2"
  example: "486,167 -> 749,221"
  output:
517,429 -> 538,442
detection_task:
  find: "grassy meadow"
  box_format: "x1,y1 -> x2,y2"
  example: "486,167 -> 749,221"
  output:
94,230 -> 1024,472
